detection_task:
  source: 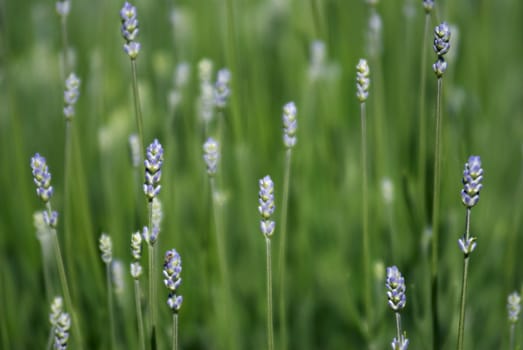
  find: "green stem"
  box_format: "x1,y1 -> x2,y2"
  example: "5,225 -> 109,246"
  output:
457,208 -> 471,350
266,237 -> 274,350
130,59 -> 145,161
106,263 -> 116,349
46,202 -> 84,350
360,101 -> 372,328
209,177 -> 236,350
63,119 -> 74,297
147,200 -> 157,350
417,12 -> 431,228
133,279 -> 146,350
172,312 -> 179,350
395,312 -> 402,345
279,149 -> 292,350
310,0 -> 323,39
59,14 -> 69,79
509,323 -> 516,350
431,77 -> 443,350
209,177 -> 229,287
46,326 -> 55,350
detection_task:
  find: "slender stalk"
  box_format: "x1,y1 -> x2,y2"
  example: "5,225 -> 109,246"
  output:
46,202 -> 84,350
279,148 -> 292,350
134,279 -> 146,350
130,59 -> 145,161
63,119 -> 74,293
209,177 -> 229,286
509,323 -> 516,350
417,12 -> 431,227
457,208 -> 471,350
266,237 -> 274,350
46,326 -> 55,350
209,177 -> 236,350
431,77 -> 443,350
310,0 -> 323,39
395,312 -> 402,345
148,199 -> 157,350
106,263 -> 116,349
172,312 -> 179,350
59,13 -> 69,79
360,101 -> 372,327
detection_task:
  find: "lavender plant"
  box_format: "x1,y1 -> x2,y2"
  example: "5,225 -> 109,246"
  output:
163,249 -> 183,350
508,291 -> 520,350
430,22 -> 450,350
143,138 -> 164,349
130,231 -> 145,350
121,1 -> 144,160
259,175 -> 275,350
278,101 -> 297,350
386,266 -> 409,350
356,58 -> 372,328
62,73 -> 80,298
417,0 -> 435,230
30,154 -> 83,348
457,156 -> 483,350
99,233 -> 116,349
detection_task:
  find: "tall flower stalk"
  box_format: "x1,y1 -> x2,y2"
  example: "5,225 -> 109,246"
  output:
203,138 -> 228,283
121,1 -> 144,161
278,101 -> 297,350
417,0 -> 434,228
203,137 -> 237,349
457,156 -> 483,350
55,0 -> 71,79
356,58 -> 372,328
259,175 -> 275,350
143,139 -> 164,349
30,154 -> 83,349
130,231 -> 146,350
99,233 -> 116,349
507,291 -> 521,350
163,249 -> 183,350
430,22 -> 450,350
62,72 -> 80,289
386,266 -> 409,350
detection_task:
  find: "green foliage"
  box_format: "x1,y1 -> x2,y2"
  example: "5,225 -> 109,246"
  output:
1,0 -> 523,349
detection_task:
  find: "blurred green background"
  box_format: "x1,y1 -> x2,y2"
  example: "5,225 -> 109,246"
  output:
1,0 -> 523,348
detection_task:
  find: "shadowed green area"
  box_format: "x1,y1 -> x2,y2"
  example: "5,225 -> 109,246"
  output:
1,0 -> 523,349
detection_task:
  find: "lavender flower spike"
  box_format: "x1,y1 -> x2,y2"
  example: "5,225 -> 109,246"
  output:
203,137 -> 219,176
461,155 -> 483,208
143,139 -> 164,201
31,153 -> 54,203
56,0 -> 71,17
508,291 -> 521,324
356,59 -> 370,102
386,266 -> 406,312
259,175 -> 275,238
63,73 -> 80,120
99,233 -> 113,264
214,68 -> 231,108
163,249 -> 183,312
432,22 -> 451,77
120,1 -> 140,59
282,102 -> 298,149
54,312 -> 71,350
